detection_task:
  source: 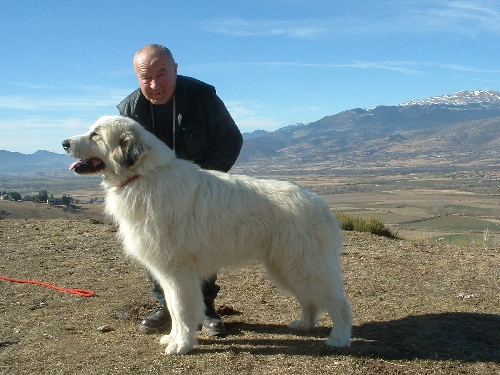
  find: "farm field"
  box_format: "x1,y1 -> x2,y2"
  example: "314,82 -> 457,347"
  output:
0,172 -> 498,374
2,172 -> 500,244
295,173 -> 500,244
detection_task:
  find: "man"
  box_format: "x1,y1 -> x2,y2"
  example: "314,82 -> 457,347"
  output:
117,44 -> 243,337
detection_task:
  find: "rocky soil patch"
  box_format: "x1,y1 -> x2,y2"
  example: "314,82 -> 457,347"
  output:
0,216 -> 498,374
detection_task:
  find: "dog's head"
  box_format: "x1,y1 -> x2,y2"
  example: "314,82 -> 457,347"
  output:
62,116 -> 153,184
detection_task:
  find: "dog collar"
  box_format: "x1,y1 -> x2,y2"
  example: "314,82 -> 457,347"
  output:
117,174 -> 140,188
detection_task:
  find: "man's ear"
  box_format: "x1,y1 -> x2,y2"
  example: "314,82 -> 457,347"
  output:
119,130 -> 147,168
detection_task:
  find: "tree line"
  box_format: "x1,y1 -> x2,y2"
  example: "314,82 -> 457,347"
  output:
1,190 -> 72,205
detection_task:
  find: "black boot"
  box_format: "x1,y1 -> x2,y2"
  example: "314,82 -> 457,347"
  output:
202,299 -> 226,337
139,306 -> 171,334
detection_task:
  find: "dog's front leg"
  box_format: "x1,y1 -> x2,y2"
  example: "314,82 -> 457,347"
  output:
157,266 -> 204,355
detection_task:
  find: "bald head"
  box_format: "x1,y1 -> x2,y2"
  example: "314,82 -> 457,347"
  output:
134,44 -> 178,105
134,44 -> 176,73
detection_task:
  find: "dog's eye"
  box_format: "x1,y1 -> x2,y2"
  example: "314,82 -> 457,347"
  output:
91,131 -> 100,140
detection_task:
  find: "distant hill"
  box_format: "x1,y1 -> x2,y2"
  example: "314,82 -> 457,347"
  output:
2,90 -> 500,178
0,150 -> 75,177
233,89 -> 500,175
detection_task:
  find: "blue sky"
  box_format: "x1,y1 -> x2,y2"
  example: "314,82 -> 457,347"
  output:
1,0 -> 500,154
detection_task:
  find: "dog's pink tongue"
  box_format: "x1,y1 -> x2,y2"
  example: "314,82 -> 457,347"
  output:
69,161 -> 82,170
69,158 -> 102,170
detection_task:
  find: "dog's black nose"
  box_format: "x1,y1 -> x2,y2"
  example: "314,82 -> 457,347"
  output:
62,139 -> 70,150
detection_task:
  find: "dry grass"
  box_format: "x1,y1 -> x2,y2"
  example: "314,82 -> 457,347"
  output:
0,208 -> 498,374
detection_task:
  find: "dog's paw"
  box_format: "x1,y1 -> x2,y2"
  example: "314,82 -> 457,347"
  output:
288,319 -> 312,331
164,340 -> 193,355
325,335 -> 351,348
159,334 -> 174,346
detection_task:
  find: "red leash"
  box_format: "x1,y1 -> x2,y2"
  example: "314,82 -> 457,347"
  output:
0,275 -> 95,297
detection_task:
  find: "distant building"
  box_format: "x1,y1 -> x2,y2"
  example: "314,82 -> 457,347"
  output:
47,197 -> 63,205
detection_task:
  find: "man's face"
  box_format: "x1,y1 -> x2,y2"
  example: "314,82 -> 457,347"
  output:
134,51 -> 178,105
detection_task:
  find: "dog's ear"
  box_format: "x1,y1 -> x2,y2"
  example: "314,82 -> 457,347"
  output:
119,130 -> 147,168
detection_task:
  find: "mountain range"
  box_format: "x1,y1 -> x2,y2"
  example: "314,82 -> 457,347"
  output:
233,89 -> 500,175
2,89 -> 500,178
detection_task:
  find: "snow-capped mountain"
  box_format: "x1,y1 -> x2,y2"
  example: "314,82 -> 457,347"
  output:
401,90 -> 500,107
3,90 -> 500,177
235,89 -> 500,174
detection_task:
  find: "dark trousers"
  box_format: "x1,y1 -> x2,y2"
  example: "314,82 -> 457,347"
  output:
146,270 -> 220,308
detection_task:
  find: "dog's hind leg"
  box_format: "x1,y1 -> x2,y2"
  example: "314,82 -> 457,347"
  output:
263,262 -> 320,330
324,290 -> 352,347
304,268 -> 352,347
156,266 -> 205,355
288,278 -> 352,347
287,300 -> 320,330
281,274 -> 321,330
266,258 -> 352,347
318,258 -> 352,347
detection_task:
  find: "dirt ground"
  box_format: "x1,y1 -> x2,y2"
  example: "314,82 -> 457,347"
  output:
0,206 -> 499,374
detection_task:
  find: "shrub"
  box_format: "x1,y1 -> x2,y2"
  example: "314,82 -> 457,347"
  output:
335,212 -> 397,239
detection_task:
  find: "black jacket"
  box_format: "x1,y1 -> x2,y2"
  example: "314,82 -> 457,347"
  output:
117,75 -> 243,173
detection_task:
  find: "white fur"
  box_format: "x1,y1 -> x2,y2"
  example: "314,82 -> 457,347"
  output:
64,115 -> 352,355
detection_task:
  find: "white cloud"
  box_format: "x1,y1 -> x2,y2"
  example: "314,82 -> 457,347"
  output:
204,1 -> 500,39
421,0 -> 500,35
0,96 -> 116,111
204,18 -> 331,39
385,1 -> 500,35
0,117 -> 95,154
0,84 -> 132,112
348,60 -> 500,76
0,94 -> 127,112
186,59 -> 498,78
226,101 -> 281,132
236,117 -> 282,133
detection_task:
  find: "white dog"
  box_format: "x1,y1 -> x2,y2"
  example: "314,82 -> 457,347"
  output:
62,115 -> 352,355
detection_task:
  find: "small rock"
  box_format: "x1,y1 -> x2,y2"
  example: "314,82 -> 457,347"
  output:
97,325 -> 115,333
0,340 -> 20,347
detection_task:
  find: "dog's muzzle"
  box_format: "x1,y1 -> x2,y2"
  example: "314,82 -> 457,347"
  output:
62,139 -> 105,174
